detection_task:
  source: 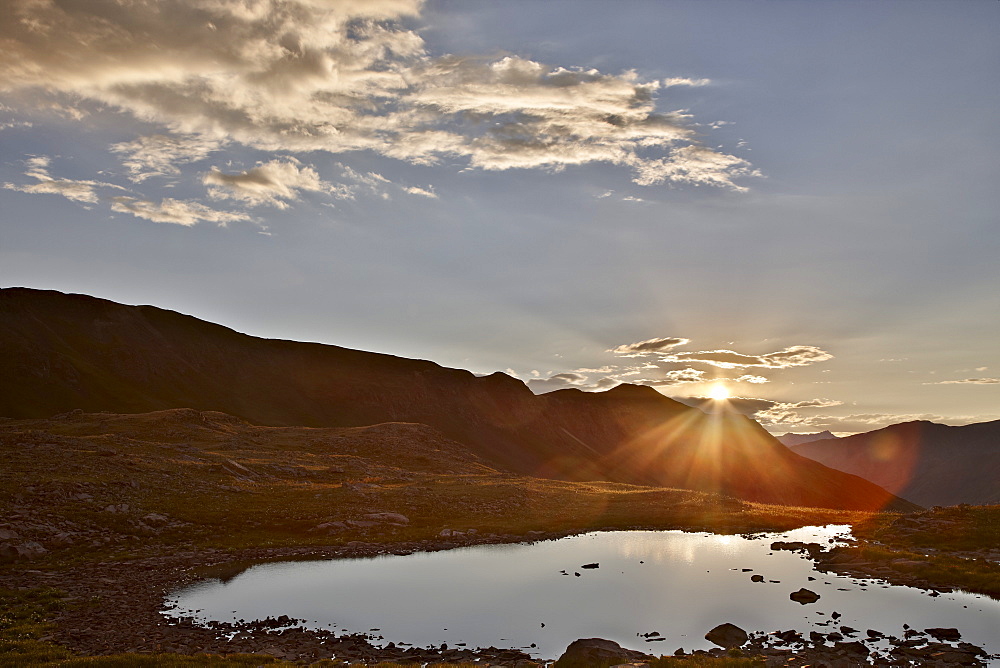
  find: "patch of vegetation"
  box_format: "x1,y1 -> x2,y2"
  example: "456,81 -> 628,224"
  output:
823,542 -> 1000,599
0,587 -> 71,666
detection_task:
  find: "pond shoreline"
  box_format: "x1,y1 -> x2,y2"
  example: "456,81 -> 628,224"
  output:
6,524 -> 996,665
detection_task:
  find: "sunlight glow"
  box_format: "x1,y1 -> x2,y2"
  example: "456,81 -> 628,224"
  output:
708,384 -> 730,401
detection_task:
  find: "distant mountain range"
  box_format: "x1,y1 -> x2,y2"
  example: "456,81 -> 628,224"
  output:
791,421 -> 1000,507
0,287 -> 915,511
776,431 -> 839,447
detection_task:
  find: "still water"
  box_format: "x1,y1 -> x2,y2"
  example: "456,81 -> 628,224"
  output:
167,526 -> 1000,661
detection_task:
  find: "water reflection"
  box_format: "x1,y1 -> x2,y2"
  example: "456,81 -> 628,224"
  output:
167,526 -> 1000,662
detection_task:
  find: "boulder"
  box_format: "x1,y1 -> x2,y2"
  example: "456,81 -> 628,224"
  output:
554,638 -> 651,667
789,588 -> 820,604
925,627 -> 961,642
751,574 -> 764,582
705,623 -> 748,649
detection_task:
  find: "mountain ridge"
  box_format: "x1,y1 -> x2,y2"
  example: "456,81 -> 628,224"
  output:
792,419 -> 1000,506
776,431 -> 839,447
0,287 -> 914,511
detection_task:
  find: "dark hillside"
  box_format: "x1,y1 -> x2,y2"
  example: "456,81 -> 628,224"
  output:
793,420 -> 1000,507
0,287 -> 915,511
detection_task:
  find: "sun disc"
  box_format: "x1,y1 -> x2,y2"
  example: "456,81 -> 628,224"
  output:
708,384 -> 730,401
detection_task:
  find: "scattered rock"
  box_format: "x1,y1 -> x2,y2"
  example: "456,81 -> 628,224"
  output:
554,638 -> 651,667
705,622 -> 748,649
789,588 -> 820,604
750,574 -> 764,582
581,563 -> 599,569
926,627 -> 961,642
0,540 -> 48,561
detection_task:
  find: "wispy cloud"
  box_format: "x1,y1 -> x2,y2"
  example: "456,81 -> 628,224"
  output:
113,135 -> 221,183
630,368 -> 707,386
4,155 -> 128,204
662,77 -> 712,88
403,185 -> 438,198
928,378 -> 1000,385
753,398 -> 843,425
610,336 -> 690,356
609,337 -> 831,370
203,159 -> 341,208
527,372 -> 619,394
662,345 -> 833,370
110,196 -> 249,226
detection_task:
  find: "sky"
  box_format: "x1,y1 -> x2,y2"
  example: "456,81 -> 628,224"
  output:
1,0 -> 998,435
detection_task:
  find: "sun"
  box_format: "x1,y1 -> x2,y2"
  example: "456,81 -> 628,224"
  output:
708,384 -> 731,401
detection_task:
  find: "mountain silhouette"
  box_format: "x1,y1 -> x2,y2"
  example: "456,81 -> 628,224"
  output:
0,287 -> 914,511
776,431 -> 839,447
792,420 -> 1000,507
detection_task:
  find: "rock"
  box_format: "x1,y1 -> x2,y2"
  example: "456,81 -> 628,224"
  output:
789,588 -> 820,604
314,521 -> 347,534
363,512 -> 409,525
47,532 -> 76,547
770,541 -> 823,558
750,574 -> 764,582
705,623 -> 748,649
554,638 -> 651,667
142,513 -> 170,527
0,541 -> 48,561
834,641 -> 869,657
581,563 -> 599,569
925,627 -> 961,642
0,529 -> 20,541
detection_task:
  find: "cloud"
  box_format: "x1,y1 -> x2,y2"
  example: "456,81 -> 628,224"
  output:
610,336 -> 690,356
527,372 -> 620,394
630,368 -> 706,386
403,185 -> 437,198
3,155 -> 126,204
764,412 -> 996,435
735,374 -> 769,384
0,0 -> 754,190
753,398 -> 844,425
662,77 -> 712,87
110,196 -> 249,226
662,345 -> 833,369
113,134 -> 221,183
203,158 -> 340,208
929,378 -> 1000,385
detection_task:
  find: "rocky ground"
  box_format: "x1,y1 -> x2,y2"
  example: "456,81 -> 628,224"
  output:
2,409 -> 998,666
